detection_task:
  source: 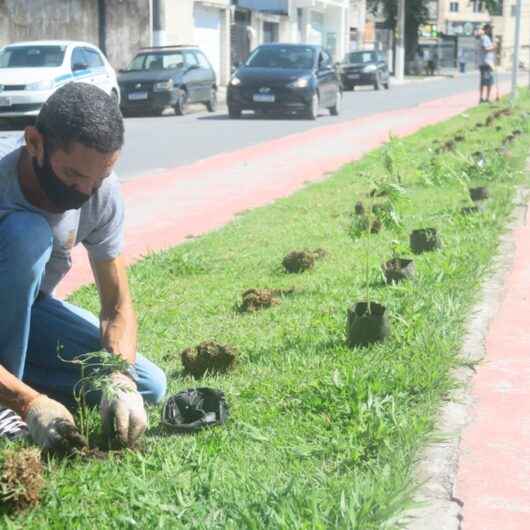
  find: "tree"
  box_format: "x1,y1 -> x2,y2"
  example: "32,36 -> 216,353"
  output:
367,0 -> 502,71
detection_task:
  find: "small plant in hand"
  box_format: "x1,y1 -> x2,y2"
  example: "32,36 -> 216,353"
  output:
181,341 -> 237,378
61,349 -> 133,452
0,448 -> 44,512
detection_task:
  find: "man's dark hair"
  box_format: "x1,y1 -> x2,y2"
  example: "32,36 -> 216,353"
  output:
483,23 -> 493,36
36,82 -> 124,154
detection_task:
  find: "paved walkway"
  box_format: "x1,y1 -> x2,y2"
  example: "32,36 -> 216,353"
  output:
454,197 -> 530,529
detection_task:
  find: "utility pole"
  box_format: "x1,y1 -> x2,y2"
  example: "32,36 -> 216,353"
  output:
152,0 -> 166,47
511,0 -> 522,101
395,0 -> 405,82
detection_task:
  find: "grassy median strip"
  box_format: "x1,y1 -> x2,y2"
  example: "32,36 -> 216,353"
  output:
5,93 -> 530,528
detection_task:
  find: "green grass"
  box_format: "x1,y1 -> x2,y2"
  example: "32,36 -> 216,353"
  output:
3,93 -> 530,529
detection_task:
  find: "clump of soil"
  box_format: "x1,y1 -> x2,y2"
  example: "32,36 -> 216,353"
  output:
513,129 -> 522,136
454,134 -> 465,142
475,122 -> 484,129
240,288 -> 294,312
504,134 -> 515,144
181,341 -> 237,378
282,249 -> 326,273
0,448 -> 44,512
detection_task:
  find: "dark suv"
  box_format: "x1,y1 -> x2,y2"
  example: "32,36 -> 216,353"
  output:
340,50 -> 390,91
118,45 -> 217,116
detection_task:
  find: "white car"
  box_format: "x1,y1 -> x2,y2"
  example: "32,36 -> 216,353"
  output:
0,40 -> 120,119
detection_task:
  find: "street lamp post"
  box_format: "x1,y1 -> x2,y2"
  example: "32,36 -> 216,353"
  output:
511,0 -> 522,102
395,0 -> 406,82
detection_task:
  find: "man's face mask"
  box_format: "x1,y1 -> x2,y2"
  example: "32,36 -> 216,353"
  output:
32,145 -> 91,211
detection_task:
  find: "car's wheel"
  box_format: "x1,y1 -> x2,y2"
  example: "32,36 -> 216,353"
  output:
111,89 -> 120,106
206,88 -> 217,112
383,79 -> 390,90
342,83 -> 353,91
305,93 -> 319,120
174,91 -> 188,116
374,73 -> 381,91
329,90 -> 341,116
228,106 -> 241,119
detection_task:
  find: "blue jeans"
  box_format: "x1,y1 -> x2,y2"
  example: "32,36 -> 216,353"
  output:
0,211 -> 167,408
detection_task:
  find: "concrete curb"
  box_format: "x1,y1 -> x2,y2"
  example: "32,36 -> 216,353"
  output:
403,182 -> 530,530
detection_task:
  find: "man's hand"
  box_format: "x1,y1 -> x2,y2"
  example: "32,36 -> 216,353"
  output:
100,372 -> 147,447
26,395 -> 87,452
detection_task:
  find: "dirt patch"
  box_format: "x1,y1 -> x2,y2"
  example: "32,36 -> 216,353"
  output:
240,288 -> 294,312
181,341 -> 237,378
0,448 -> 44,512
282,249 -> 326,273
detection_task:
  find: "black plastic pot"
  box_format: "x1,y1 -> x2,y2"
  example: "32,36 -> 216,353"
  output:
410,228 -> 441,254
347,302 -> 390,347
469,187 -> 489,201
382,258 -> 416,284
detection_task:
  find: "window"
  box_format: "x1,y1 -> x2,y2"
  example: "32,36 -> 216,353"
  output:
184,51 -> 198,66
319,50 -> 332,67
195,51 -> 210,69
246,46 -> 315,69
471,1 -> 483,12
83,48 -> 104,68
0,45 -> 65,68
449,2 -> 459,12
71,47 -> 88,70
263,22 -> 279,43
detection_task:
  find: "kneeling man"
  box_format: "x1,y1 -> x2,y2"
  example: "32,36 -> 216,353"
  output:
0,83 -> 166,450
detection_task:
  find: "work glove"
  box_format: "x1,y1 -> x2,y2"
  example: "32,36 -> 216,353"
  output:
100,372 -> 147,448
25,395 -> 87,452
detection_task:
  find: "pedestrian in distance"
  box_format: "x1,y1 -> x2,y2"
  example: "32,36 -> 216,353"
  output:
478,23 -> 496,103
0,82 -> 167,451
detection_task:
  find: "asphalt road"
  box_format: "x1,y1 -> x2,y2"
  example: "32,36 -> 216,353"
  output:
0,72 -> 503,182
116,72 -> 492,181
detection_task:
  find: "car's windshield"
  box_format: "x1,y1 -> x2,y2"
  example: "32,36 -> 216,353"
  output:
0,45 -> 66,68
246,46 -> 315,69
344,52 -> 377,64
127,52 -> 185,71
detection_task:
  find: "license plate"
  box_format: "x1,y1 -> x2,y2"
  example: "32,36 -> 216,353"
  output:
128,91 -> 148,101
348,74 -> 360,79
0,96 -> 11,107
253,94 -> 275,103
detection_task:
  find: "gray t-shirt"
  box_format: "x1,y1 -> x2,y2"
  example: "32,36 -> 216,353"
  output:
479,35 -> 495,67
0,136 -> 124,294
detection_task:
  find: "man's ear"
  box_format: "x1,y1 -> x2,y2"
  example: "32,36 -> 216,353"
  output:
24,126 -> 45,165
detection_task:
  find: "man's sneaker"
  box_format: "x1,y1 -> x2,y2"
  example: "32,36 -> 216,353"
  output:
0,407 -> 29,441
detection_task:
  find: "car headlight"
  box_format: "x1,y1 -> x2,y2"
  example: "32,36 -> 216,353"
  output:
287,77 -> 310,88
230,76 -> 241,86
153,79 -> 174,92
362,64 -> 377,73
26,79 -> 55,91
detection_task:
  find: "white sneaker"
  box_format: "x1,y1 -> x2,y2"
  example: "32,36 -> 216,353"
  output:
0,407 -> 29,440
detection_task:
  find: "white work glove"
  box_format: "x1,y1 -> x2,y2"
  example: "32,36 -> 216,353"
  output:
100,372 -> 147,447
26,395 -> 87,452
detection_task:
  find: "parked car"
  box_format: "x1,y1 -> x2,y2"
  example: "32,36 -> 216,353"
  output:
118,45 -> 217,116
227,43 -> 341,120
0,40 -> 119,120
340,50 -> 390,91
